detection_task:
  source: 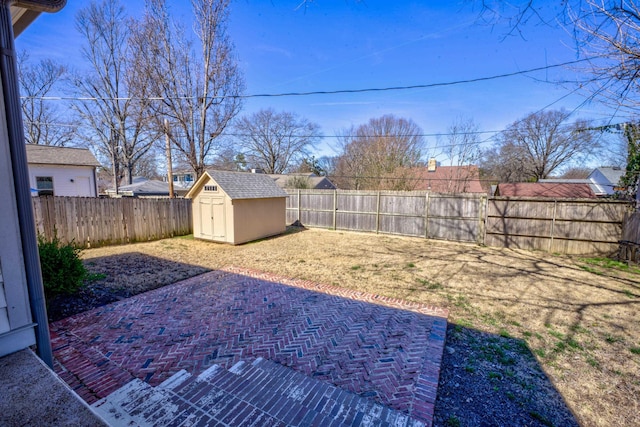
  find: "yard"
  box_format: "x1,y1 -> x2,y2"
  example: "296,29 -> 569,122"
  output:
70,227 -> 639,427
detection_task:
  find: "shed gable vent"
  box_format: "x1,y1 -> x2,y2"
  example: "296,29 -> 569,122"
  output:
204,185 -> 218,192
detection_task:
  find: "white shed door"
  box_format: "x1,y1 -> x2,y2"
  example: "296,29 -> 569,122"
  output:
211,198 -> 226,239
199,197 -> 225,240
199,198 -> 213,239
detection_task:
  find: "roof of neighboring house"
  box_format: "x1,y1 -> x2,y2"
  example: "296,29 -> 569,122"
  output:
539,178 -> 600,196
187,170 -> 288,200
25,144 -> 101,167
410,165 -> 485,193
496,182 -> 597,199
268,173 -> 336,190
105,179 -> 171,197
589,167 -> 624,185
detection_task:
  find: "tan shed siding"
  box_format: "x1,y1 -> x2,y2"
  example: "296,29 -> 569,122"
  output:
224,194 -> 235,244
232,198 -> 286,245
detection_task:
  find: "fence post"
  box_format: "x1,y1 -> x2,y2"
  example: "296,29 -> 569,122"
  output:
376,191 -> 381,234
424,192 -> 430,239
549,199 -> 558,252
478,195 -> 487,245
333,190 -> 337,230
297,189 -> 301,223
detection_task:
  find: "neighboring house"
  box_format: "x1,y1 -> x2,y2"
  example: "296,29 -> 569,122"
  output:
410,160 -> 486,193
588,167 -> 625,196
187,170 -> 287,245
163,169 -> 196,192
539,167 -> 625,197
495,182 -> 597,199
26,144 -> 100,197
268,173 -> 337,190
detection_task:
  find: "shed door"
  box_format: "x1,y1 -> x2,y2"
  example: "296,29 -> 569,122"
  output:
199,198 -> 213,239
199,197 -> 225,240
211,198 -> 226,239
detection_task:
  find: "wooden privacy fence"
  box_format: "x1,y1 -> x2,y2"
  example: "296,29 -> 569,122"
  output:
485,197 -> 630,255
286,189 -> 632,255
32,196 -> 192,248
286,189 -> 487,243
619,211 -> 640,262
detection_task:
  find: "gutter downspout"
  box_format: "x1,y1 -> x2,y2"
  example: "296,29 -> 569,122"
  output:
0,0 -> 66,368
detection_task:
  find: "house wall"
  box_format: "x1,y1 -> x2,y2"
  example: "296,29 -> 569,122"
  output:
0,82 -> 35,357
232,198 -> 286,245
28,164 -> 96,197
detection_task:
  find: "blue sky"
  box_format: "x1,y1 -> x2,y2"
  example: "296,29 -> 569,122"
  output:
15,0 -> 622,161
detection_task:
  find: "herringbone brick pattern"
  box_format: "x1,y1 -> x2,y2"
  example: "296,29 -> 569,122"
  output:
51,267 -> 447,425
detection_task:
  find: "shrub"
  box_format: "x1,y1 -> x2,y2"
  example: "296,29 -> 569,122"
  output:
37,234 -> 87,296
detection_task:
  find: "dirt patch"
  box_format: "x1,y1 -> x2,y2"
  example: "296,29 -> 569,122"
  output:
57,227 -> 639,427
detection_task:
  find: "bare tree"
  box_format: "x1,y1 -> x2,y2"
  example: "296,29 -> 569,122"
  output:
477,1 -> 640,113
18,52 -> 75,146
438,117 -> 483,192
74,0 -> 156,192
233,108 -> 321,174
131,0 -> 244,179
483,109 -> 597,182
334,114 -> 425,190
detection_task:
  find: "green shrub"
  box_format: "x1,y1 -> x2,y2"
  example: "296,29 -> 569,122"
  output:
37,234 -> 87,296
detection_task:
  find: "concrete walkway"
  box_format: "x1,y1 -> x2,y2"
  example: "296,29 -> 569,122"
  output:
51,267 -> 448,425
0,348 -> 107,426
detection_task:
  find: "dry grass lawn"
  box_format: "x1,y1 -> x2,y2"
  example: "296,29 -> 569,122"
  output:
82,228 -> 640,427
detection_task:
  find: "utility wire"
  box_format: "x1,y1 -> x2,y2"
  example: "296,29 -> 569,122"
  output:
20,57 -> 599,102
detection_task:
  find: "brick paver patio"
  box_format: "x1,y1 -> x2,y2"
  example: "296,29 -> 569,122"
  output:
51,267 -> 448,425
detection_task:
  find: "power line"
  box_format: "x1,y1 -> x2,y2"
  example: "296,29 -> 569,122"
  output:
20,57 -> 599,102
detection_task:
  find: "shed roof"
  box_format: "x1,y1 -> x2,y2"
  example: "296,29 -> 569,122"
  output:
496,182 -> 597,199
25,144 -> 101,167
191,170 -> 288,200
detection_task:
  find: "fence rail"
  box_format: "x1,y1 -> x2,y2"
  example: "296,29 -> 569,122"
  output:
32,196 -> 192,248
286,189 -> 632,255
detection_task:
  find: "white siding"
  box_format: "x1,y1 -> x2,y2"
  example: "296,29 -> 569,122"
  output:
0,265 -> 9,334
29,164 -> 96,197
0,77 -> 36,355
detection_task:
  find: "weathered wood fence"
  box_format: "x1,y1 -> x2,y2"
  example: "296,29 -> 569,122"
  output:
286,189 -> 632,255
32,196 -> 192,248
619,211 -> 640,262
485,197 -> 630,255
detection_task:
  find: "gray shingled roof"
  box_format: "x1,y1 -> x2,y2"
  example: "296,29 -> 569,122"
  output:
268,173 -> 336,190
25,144 -> 101,167
594,167 -> 624,185
206,170 -> 288,200
107,180 -> 171,196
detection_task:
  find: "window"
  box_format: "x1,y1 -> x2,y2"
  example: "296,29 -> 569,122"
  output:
204,185 -> 218,192
173,175 -> 178,182
185,174 -> 193,182
36,176 -> 54,196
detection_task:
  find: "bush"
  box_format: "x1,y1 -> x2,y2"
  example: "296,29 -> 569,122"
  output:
38,234 -> 87,296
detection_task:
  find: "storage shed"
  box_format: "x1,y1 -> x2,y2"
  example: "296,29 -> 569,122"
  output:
186,170 -> 288,244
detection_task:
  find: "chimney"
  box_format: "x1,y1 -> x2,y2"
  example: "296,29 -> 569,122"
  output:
427,157 -> 437,172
